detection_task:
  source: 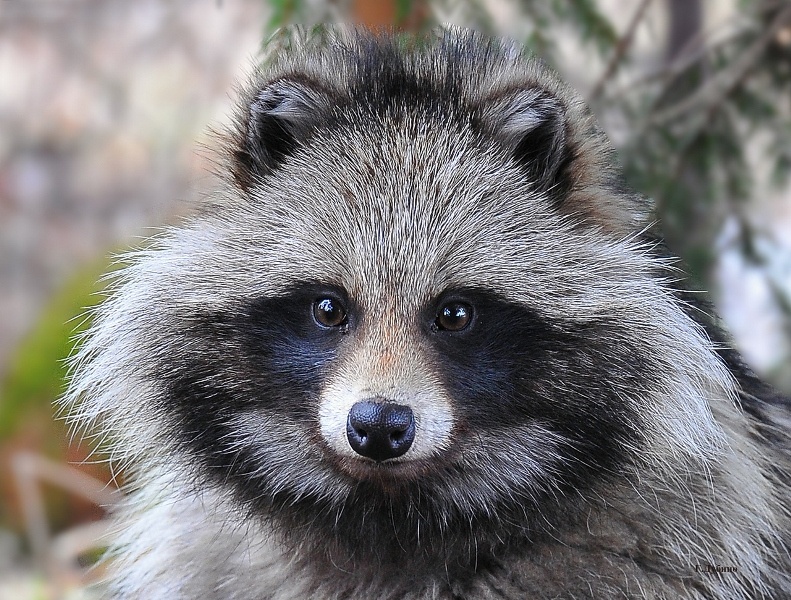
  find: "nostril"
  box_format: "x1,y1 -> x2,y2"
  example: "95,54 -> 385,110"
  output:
346,400 -> 415,462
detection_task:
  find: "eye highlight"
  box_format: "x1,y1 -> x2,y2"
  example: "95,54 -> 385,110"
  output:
313,297 -> 347,328
436,301 -> 473,332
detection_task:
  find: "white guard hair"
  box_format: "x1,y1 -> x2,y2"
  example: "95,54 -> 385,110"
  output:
62,25 -> 791,600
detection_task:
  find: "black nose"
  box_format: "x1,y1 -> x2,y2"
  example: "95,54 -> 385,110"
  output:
346,401 -> 415,462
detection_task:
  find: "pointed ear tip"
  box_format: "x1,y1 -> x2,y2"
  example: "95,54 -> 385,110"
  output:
250,79 -> 324,117
480,88 -> 570,192
483,87 -> 567,140
236,77 -> 333,183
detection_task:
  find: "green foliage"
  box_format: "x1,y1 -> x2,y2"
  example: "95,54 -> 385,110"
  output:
555,0 -> 618,51
613,3 -> 791,286
266,0 -> 298,34
394,0 -> 414,26
0,261 -> 112,439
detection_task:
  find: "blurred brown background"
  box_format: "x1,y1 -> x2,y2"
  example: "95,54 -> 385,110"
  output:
0,1 -> 789,597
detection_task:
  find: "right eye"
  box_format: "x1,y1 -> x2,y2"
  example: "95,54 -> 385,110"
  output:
435,300 -> 473,332
313,297 -> 347,328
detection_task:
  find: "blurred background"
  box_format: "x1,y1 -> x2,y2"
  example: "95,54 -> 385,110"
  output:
0,0 -> 789,597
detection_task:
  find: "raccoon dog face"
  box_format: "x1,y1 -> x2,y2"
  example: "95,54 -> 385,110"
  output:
72,28 -> 735,570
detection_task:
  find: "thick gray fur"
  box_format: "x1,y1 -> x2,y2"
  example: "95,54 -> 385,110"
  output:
63,26 -> 791,599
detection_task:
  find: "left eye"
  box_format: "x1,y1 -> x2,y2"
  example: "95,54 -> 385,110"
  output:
435,301 -> 473,332
313,297 -> 347,328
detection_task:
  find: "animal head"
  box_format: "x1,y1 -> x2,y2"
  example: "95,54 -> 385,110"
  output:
65,27 -> 733,567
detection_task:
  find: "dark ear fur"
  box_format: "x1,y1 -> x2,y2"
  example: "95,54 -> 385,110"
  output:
234,78 -> 331,191
481,89 -> 568,194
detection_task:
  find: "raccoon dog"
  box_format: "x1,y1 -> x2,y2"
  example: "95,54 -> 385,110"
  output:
65,26 -> 791,599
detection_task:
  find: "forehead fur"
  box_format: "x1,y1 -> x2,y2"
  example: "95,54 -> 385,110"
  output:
213,121 -> 626,314
112,24 -> 670,342
227,26 -> 651,239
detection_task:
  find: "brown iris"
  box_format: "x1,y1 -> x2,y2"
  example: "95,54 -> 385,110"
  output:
436,301 -> 473,331
313,297 -> 347,328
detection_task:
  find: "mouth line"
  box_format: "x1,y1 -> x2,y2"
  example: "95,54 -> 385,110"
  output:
337,455 -> 428,480
309,424 -> 464,484
319,444 -> 456,485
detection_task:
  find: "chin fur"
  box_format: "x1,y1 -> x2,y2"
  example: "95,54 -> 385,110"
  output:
63,25 -> 791,600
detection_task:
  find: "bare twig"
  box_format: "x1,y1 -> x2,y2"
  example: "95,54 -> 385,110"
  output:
648,4 -> 791,126
616,1 -> 791,100
589,0 -> 654,102
610,24 -> 746,95
11,451 -> 121,596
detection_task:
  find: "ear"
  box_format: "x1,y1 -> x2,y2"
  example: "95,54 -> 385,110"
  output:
234,78 -> 332,191
480,89 -> 568,194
